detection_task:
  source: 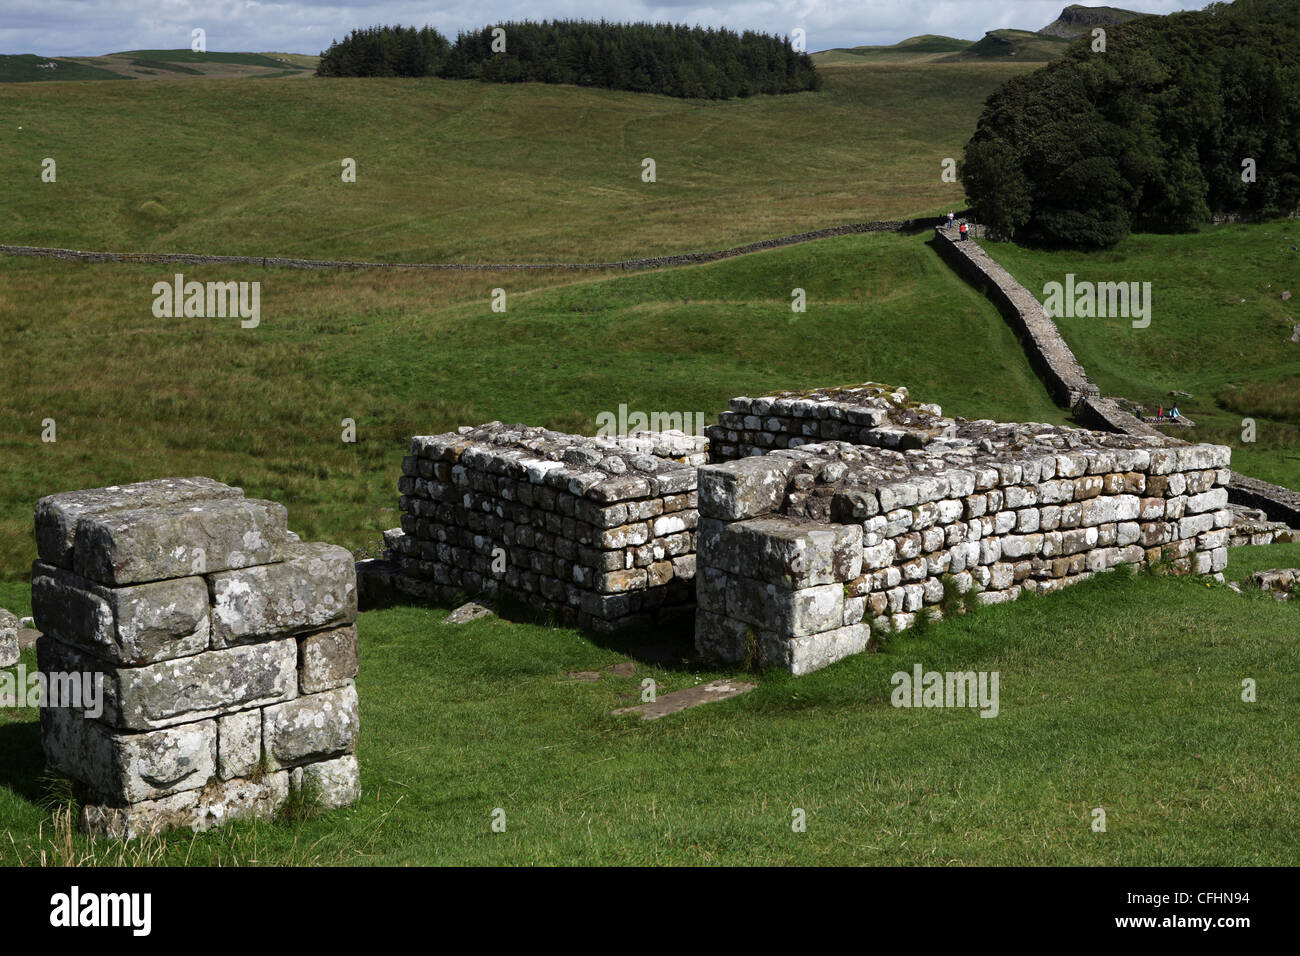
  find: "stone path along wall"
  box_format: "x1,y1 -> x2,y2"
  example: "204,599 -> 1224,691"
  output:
694,388 -> 1232,675
32,477 -> 360,838
383,423 -> 703,632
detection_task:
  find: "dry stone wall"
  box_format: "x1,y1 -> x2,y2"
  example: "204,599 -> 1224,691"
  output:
696,387 -> 1232,675
383,424 -> 703,632
32,477 -> 360,839
932,226 -> 1300,525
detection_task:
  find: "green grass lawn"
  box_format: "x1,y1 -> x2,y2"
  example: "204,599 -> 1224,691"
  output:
3,544 -> 1297,866
0,63 -> 1029,262
984,222 -> 1300,491
0,230 -> 1066,581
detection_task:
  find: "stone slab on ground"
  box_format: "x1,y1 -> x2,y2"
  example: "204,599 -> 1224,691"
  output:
446,602 -> 495,624
612,678 -> 756,720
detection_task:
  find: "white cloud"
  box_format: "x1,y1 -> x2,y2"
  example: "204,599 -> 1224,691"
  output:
0,0 -> 1213,57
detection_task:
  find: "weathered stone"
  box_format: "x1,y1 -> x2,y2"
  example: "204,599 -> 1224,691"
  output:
262,683 -> 359,771
291,754 -> 361,809
42,705 -> 216,803
82,772 -> 289,840
299,625 -> 359,694
697,457 -> 794,520
73,497 -> 288,586
38,634 -> 297,731
31,562 -> 208,665
208,542 -> 356,647
217,710 -> 263,780
0,608 -> 18,667
35,477 -> 243,569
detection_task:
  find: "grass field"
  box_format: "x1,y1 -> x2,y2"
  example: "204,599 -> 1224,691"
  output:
1,54 -> 1297,868
0,63 -> 1028,262
3,543 -> 1297,866
0,229 -> 1068,581
985,223 -> 1300,491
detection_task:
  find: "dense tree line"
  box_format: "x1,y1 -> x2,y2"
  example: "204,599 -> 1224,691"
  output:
317,25 -> 450,77
961,0 -> 1300,247
316,20 -> 820,99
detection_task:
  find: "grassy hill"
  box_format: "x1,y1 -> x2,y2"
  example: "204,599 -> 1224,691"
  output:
0,64 -> 1022,262
986,223 -> 1300,492
0,55 -> 129,83
946,29 -> 1074,62
0,230 -> 1068,581
0,50 -> 316,82
812,35 -> 973,65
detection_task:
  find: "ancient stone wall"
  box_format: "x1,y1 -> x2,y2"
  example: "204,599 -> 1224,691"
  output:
694,389 -> 1232,675
706,384 -> 947,461
932,226 -> 1300,525
383,424 -> 702,632
32,477 -> 360,838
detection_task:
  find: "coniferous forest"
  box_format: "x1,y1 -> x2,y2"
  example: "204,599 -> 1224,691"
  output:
316,20 -> 821,99
961,0 -> 1300,248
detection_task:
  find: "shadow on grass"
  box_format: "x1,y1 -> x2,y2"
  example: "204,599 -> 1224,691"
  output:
0,718 -> 47,804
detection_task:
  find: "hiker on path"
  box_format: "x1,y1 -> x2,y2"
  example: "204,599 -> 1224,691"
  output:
1170,405 -> 1182,421
1157,404 -> 1163,421
959,222 -> 969,241
947,211 -> 955,230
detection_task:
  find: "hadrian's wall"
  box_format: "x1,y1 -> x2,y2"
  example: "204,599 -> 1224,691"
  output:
694,387 -> 1232,675
381,424 -> 704,632
931,226 -> 1300,525
32,478 -> 360,839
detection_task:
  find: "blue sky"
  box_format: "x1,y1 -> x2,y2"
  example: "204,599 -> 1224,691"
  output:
2,0 -> 1212,57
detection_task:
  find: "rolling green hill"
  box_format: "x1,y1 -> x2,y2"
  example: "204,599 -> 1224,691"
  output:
0,55 -> 129,83
0,64 -> 1018,262
946,29 -> 1074,62
812,35 -> 973,65
0,49 -> 316,82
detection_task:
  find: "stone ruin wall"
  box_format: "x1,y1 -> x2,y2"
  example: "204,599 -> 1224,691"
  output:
380,424 -> 705,632
31,477 -> 360,838
694,387 -> 1233,675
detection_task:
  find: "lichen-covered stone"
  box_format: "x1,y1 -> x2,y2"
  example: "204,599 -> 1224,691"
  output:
217,710 -> 263,780
0,608 -> 18,667
262,683 -> 359,770
31,562 -> 209,664
73,497 -> 288,586
34,477 -> 243,569
38,634 -> 297,731
82,772 -> 289,840
291,754 -> 360,810
42,705 -> 216,803
208,542 -> 356,647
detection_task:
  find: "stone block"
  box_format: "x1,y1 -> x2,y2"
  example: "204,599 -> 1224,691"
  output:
41,705 -> 217,804
262,683 -> 359,771
35,477 -> 243,569
38,634 -> 297,731
291,755 -> 361,810
209,542 -> 356,647
298,624 -> 359,694
73,498 -> 288,586
31,562 -> 209,665
697,458 -> 794,520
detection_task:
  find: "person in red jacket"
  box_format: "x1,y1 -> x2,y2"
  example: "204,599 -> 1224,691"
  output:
959,222 -> 969,241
